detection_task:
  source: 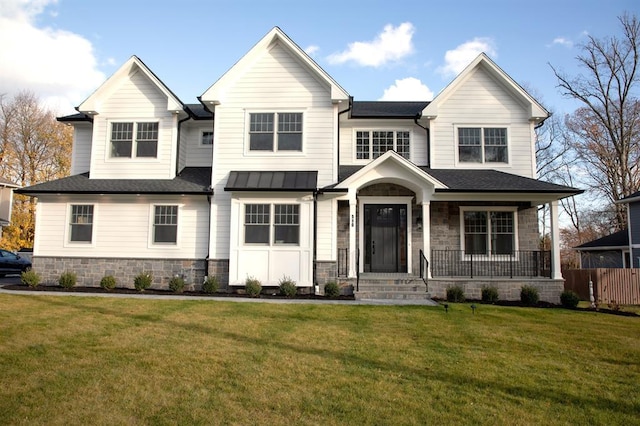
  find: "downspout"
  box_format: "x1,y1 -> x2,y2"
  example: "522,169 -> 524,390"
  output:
414,113 -> 430,168
337,96 -> 353,173
175,110 -> 192,176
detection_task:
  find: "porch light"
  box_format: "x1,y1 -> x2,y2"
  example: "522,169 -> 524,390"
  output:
416,214 -> 422,230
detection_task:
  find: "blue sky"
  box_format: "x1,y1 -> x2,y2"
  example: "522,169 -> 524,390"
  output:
0,0 -> 637,116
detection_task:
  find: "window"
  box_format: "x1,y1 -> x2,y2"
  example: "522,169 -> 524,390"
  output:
201,131 -> 213,146
110,122 -> 158,158
153,205 -> 178,244
355,130 -> 411,160
244,203 -> 299,245
462,209 -> 515,255
458,127 -> 507,163
70,205 -> 93,242
249,112 -> 302,151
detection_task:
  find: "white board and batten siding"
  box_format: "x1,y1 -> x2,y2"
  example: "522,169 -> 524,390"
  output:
33,195 -> 209,259
209,42 -> 336,260
89,69 -> 177,180
71,123 -> 93,175
430,66 -> 536,178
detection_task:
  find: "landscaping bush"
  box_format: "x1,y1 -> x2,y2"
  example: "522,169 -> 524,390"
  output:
100,275 -> 117,291
21,270 -> 41,288
520,285 -> 540,306
324,281 -> 340,298
59,271 -> 77,289
169,276 -> 185,293
245,276 -> 262,297
446,285 -> 465,303
278,276 -> 297,298
134,272 -> 153,292
202,276 -> 219,294
560,290 -> 580,309
481,286 -> 499,304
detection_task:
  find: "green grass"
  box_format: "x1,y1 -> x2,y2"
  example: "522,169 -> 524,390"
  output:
0,295 -> 638,425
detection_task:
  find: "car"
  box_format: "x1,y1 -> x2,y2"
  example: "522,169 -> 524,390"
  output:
0,249 -> 32,276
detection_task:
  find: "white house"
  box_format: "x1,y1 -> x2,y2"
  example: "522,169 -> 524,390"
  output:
18,27 -> 580,302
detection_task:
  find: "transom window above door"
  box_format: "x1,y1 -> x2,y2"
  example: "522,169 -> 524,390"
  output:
356,130 -> 410,160
249,112 -> 303,152
110,122 -> 159,158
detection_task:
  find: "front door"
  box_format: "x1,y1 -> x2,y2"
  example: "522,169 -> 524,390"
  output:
364,204 -> 407,272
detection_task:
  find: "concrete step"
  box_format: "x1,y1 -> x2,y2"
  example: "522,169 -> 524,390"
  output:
355,291 -> 432,301
355,276 -> 430,301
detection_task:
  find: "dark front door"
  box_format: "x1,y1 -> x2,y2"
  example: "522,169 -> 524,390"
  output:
364,204 -> 407,273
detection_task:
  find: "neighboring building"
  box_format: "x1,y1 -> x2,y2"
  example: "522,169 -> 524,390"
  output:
575,192 -> 640,268
0,178 -> 18,239
17,27 -> 581,302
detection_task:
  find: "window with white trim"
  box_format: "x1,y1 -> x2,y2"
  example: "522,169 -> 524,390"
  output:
110,122 -> 158,158
244,203 -> 299,245
153,205 -> 178,244
201,130 -> 213,146
249,112 -> 302,151
458,127 -> 507,163
462,208 -> 515,255
70,205 -> 94,243
356,130 -> 411,160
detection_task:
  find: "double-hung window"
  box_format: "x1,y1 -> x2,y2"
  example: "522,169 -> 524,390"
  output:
70,205 -> 94,243
244,203 -> 299,245
110,122 -> 159,158
458,127 -> 507,163
153,205 -> 178,244
356,130 -> 411,160
249,112 -> 302,152
201,130 -> 213,146
462,208 -> 515,255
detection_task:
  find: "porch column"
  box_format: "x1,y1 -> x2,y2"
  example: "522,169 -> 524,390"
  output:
348,198 -> 357,278
422,202 -> 432,278
550,200 -> 562,280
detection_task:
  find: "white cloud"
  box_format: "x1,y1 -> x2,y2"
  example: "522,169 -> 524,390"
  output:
305,45 -> 319,56
327,22 -> 415,67
438,37 -> 497,77
379,77 -> 433,101
551,37 -> 573,48
0,0 -> 105,114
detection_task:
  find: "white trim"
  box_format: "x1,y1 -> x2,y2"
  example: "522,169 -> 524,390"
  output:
459,206 -> 519,258
64,203 -> 96,248
243,109 -> 307,157
148,203 -> 181,249
454,124 -> 511,167
358,196 -> 413,274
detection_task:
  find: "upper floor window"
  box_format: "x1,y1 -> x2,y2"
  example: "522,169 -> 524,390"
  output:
70,204 -> 94,243
356,130 -> 410,160
110,122 -> 158,158
458,127 -> 507,163
201,130 -> 213,146
249,112 -> 302,152
244,203 -> 299,245
153,205 -> 178,244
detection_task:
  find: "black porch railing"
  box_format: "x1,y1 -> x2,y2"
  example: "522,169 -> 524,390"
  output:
419,249 -> 429,291
338,248 -> 348,277
431,250 -> 551,278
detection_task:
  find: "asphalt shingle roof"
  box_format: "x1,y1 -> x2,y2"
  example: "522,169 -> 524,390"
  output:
574,229 -> 629,249
225,171 -> 318,191
16,167 -> 212,195
350,101 -> 430,118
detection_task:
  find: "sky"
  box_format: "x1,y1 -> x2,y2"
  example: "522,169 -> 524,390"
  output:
0,0 -> 638,116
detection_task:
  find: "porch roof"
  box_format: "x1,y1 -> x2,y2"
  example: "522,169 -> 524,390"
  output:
350,101 -> 430,118
225,171 -> 317,192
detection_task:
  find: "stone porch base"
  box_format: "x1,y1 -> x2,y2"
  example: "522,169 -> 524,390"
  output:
428,278 -> 565,304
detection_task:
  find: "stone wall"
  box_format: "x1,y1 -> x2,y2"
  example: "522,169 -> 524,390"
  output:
428,278 -> 564,303
207,259 -> 229,290
315,261 -> 337,286
33,256 -> 206,290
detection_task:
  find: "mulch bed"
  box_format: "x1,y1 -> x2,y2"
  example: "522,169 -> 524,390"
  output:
1,284 -> 355,300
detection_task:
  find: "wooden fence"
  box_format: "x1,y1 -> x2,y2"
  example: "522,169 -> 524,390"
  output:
563,269 -> 640,305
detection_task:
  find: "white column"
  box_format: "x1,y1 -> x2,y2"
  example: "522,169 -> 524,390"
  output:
422,202 -> 432,278
550,200 -> 562,280
348,197 -> 357,278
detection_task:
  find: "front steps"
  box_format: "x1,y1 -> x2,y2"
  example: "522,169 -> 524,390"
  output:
354,273 -> 431,301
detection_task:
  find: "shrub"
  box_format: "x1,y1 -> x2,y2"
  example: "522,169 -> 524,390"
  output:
21,270 -> 41,288
100,275 -> 117,290
134,272 -> 153,292
446,285 -> 465,303
202,276 -> 219,294
278,276 -> 297,298
481,286 -> 499,304
59,271 -> 77,289
324,281 -> 340,298
245,276 -> 262,297
560,290 -> 580,309
520,285 -> 540,306
169,276 -> 185,293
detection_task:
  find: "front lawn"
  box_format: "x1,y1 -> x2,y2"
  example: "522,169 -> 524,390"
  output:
0,295 -> 637,425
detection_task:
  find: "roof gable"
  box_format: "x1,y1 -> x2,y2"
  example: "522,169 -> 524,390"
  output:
77,56 -> 183,115
422,53 -> 548,123
200,27 -> 349,105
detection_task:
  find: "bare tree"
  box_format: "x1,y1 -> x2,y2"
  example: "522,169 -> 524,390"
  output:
551,13 -> 640,229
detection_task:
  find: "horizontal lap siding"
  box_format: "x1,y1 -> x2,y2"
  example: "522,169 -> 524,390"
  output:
431,66 -> 535,177
316,198 -> 335,260
34,195 -> 209,259
71,124 -> 92,174
90,70 -> 175,179
210,42 -> 335,258
183,122 -> 214,167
